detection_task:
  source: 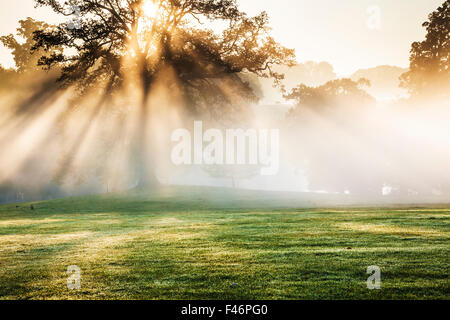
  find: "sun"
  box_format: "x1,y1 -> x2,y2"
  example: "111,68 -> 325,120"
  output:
142,0 -> 158,18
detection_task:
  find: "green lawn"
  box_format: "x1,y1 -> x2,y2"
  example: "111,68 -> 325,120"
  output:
0,186 -> 448,300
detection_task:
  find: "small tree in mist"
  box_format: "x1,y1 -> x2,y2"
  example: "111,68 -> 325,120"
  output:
0,67 -> 16,93
400,0 -> 450,99
202,164 -> 260,188
31,0 -> 295,187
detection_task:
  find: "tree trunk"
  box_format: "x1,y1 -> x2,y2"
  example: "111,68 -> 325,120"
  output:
133,78 -> 160,190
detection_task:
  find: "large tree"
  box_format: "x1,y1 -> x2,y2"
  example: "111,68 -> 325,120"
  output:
33,0 -> 294,100
32,0 -> 295,187
400,0 -> 450,98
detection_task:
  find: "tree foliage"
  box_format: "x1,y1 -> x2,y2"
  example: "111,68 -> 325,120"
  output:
400,0 -> 450,98
32,0 -> 295,112
0,18 -> 57,74
284,78 -> 374,116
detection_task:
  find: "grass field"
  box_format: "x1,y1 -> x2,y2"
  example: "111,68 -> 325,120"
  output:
0,186 -> 448,300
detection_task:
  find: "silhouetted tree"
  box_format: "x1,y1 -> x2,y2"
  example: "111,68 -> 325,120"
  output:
33,0 -> 294,99
400,1 -> 450,98
32,0 -> 295,187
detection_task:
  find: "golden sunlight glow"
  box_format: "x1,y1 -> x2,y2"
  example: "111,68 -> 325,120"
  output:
142,0 -> 158,18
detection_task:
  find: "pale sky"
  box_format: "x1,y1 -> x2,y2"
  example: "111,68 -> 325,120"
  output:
0,0 -> 444,76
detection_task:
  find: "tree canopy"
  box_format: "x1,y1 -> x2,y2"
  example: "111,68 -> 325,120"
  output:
400,0 -> 450,98
1,18 -> 55,74
32,0 -> 295,112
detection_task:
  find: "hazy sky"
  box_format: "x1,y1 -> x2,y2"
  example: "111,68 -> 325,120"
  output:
0,0 -> 444,76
